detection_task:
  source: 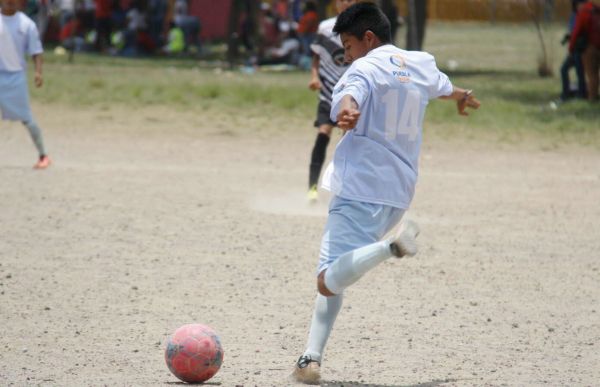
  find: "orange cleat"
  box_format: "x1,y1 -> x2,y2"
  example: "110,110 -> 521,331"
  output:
34,155 -> 51,169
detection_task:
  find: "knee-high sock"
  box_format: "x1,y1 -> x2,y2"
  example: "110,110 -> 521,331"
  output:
324,240 -> 392,295
23,120 -> 46,156
302,293 -> 343,363
309,133 -> 330,188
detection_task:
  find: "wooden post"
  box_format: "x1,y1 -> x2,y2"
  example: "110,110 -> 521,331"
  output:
227,0 -> 242,69
406,0 -> 426,50
406,0 -> 418,50
490,0 -> 497,24
317,0 -> 330,20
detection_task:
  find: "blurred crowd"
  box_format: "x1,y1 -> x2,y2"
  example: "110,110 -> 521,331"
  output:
247,0 -> 321,69
18,0 -> 400,64
239,0 -> 400,69
23,0 -> 202,56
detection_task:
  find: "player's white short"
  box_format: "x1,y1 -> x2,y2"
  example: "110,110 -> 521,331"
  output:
317,196 -> 404,274
0,70 -> 33,122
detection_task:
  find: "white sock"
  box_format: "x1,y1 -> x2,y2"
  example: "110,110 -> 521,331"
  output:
302,293 -> 343,363
324,240 -> 392,295
23,120 -> 46,156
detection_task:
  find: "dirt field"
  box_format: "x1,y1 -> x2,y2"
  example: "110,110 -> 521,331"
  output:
1,103 -> 599,386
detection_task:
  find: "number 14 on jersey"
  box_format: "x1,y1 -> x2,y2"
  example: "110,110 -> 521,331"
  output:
382,88 -> 423,142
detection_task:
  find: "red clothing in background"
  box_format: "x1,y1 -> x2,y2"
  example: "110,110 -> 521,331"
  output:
59,20 -> 78,41
297,10 -> 318,35
570,2 -> 600,51
95,0 -> 112,19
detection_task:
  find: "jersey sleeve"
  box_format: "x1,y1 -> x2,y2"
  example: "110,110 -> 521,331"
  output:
26,20 -> 43,56
330,63 -> 371,122
425,54 -> 452,99
310,33 -> 325,56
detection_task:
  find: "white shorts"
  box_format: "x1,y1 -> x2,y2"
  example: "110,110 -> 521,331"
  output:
0,70 -> 33,122
317,196 -> 405,274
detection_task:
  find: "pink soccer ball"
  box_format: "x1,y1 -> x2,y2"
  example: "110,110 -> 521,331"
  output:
165,323 -> 224,383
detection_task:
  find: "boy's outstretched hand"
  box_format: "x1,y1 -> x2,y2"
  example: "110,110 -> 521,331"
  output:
34,72 -> 43,88
336,95 -> 360,130
457,90 -> 480,116
440,87 -> 481,116
337,108 -> 360,130
32,54 -> 43,88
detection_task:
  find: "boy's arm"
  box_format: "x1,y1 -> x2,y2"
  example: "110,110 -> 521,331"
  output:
308,55 -> 321,90
439,86 -> 480,116
336,95 -> 360,130
32,54 -> 43,88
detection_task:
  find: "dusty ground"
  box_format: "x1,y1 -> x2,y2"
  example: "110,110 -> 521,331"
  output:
1,103 -> 599,387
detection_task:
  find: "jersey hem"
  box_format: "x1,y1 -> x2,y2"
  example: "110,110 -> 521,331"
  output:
321,187 -> 409,210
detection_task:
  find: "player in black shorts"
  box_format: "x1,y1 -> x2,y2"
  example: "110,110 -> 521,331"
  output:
307,0 -> 357,202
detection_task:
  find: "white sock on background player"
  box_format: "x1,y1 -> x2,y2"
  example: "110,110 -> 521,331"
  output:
23,120 -> 46,156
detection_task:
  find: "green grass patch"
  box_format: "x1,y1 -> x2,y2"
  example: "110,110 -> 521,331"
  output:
32,21 -> 599,145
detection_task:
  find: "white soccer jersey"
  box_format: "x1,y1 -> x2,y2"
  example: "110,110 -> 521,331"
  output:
310,17 -> 348,103
322,44 -> 453,209
0,12 -> 43,72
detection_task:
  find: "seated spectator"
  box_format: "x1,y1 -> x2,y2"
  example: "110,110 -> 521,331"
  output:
119,1 -> 156,56
258,2 -> 279,57
59,16 -> 85,51
173,0 -> 201,53
162,21 -> 185,54
258,22 -> 300,66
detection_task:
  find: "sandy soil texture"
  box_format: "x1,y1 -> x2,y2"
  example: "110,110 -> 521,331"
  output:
1,104 -> 599,386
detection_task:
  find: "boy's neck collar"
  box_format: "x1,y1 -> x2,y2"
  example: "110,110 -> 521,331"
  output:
368,43 -> 390,54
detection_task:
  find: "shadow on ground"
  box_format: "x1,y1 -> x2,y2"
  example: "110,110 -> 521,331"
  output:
321,378 -> 459,387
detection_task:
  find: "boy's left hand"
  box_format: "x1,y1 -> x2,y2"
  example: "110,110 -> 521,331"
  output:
457,91 -> 480,116
34,72 -> 43,88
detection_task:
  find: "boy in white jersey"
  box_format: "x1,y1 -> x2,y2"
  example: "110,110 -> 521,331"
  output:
0,0 -> 50,169
292,3 -> 480,384
306,0 -> 356,202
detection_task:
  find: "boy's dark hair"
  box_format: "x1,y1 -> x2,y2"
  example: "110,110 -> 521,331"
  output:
333,2 -> 392,43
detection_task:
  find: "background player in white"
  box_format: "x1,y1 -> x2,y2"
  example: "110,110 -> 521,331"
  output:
306,0 -> 356,202
292,3 -> 480,384
0,0 -> 50,169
